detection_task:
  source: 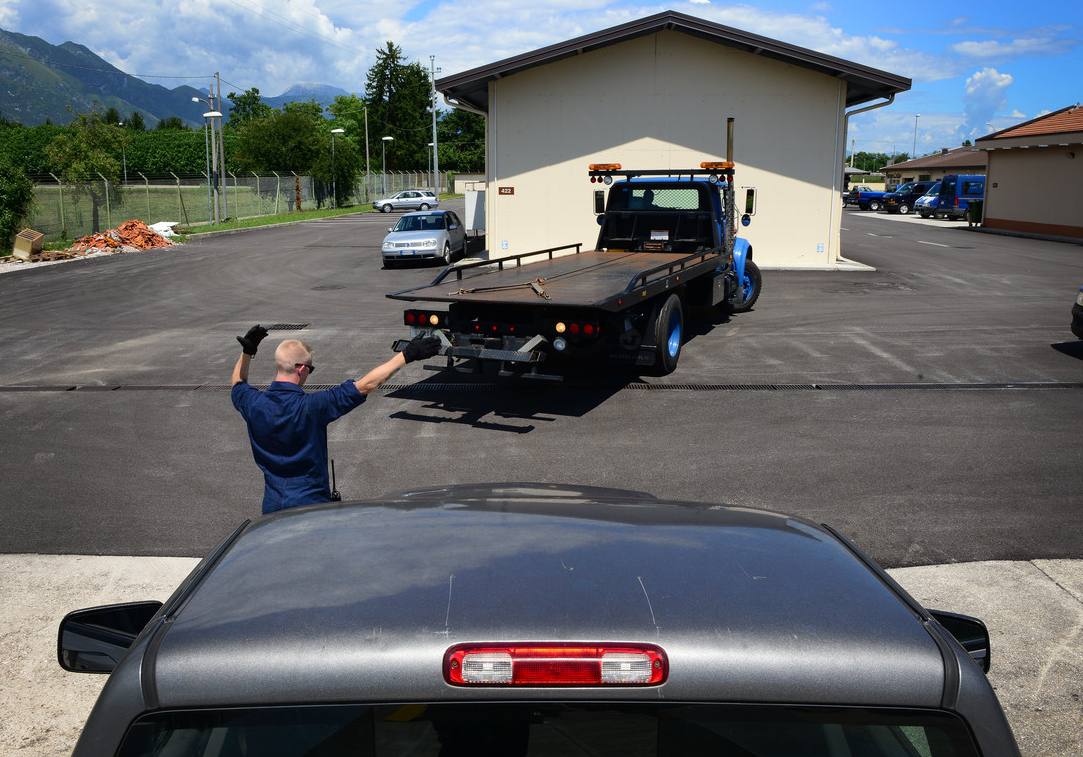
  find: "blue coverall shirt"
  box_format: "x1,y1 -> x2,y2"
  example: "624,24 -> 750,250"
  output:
232,380 -> 366,514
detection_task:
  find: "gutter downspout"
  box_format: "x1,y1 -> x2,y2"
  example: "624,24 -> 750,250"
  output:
834,93 -> 895,264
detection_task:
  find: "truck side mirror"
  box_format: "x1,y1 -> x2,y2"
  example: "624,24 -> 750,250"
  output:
744,188 -> 756,216
594,190 -> 605,215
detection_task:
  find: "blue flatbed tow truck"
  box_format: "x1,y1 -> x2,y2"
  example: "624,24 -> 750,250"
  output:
388,120 -> 760,380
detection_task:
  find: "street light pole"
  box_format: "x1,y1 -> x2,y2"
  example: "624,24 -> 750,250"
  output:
913,113 -> 920,160
381,136 -> 394,195
430,55 -> 441,198
330,128 -> 344,209
203,110 -> 223,223
427,142 -> 434,190
118,122 -> 127,184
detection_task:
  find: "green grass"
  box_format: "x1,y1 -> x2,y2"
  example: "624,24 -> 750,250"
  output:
180,204 -> 374,234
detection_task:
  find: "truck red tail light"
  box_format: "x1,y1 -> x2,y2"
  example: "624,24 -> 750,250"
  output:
404,310 -> 446,328
555,321 -> 600,338
445,644 -> 667,686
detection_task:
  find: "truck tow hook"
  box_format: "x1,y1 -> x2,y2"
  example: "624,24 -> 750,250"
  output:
530,278 -> 551,300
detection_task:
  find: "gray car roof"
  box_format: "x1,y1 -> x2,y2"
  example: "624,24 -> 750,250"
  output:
145,484 -> 945,708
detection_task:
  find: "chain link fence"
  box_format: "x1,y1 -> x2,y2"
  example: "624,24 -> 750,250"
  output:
25,171 -> 454,242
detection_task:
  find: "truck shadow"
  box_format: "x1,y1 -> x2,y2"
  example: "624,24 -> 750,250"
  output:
1051,341 -> 1083,361
385,371 -> 631,433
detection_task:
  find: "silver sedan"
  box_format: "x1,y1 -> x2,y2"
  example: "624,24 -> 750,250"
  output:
381,210 -> 467,267
373,189 -> 439,213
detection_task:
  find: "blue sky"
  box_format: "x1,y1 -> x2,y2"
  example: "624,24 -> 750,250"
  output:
3,0 -> 1079,158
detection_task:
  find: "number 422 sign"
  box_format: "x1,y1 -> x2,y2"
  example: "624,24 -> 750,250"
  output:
498,187 -> 515,195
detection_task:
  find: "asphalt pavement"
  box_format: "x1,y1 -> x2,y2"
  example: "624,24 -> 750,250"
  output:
1,203 -> 1081,755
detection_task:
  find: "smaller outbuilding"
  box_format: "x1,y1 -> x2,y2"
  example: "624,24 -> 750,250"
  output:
880,147 -> 987,188
974,105 -> 1083,242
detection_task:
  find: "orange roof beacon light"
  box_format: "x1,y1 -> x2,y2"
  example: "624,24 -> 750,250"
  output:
589,163 -> 622,184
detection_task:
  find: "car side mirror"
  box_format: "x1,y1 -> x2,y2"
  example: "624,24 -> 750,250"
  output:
930,610 -> 991,672
388,228 -> 393,233
57,601 -> 163,673
449,224 -> 458,230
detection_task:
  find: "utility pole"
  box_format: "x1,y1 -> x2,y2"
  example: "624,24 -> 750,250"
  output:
430,56 -> 441,198
217,72 -> 228,221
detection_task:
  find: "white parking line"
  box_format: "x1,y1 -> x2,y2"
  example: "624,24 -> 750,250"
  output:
918,240 -> 949,247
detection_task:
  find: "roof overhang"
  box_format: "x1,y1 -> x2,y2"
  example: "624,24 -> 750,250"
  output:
437,10 -> 910,113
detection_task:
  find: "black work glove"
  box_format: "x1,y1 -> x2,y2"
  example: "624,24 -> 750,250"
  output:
402,335 -> 441,363
237,325 -> 269,356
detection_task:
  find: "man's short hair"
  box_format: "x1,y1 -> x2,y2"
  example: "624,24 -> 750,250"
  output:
274,339 -> 315,375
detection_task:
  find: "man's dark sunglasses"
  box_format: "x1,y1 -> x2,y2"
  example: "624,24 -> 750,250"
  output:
295,363 -> 316,374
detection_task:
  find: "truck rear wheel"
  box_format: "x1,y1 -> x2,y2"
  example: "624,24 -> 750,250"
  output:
868,200 -> 881,211
653,294 -> 683,374
730,260 -> 761,313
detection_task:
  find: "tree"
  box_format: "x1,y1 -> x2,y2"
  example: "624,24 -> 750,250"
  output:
233,108 -> 324,210
328,94 -> 371,173
438,108 -> 485,172
364,42 -> 433,171
124,111 -> 146,131
156,116 -> 188,131
103,106 -> 122,126
227,88 -> 273,123
0,154 -> 34,251
46,107 -> 130,232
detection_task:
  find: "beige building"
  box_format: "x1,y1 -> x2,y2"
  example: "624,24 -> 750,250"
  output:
974,105 -> 1083,241
438,10 -> 909,268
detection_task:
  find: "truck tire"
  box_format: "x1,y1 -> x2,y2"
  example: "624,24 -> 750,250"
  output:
868,200 -> 881,211
653,294 -> 683,374
730,260 -> 761,313
898,203 -> 911,215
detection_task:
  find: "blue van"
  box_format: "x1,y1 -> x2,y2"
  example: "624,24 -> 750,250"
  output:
937,175 -> 985,220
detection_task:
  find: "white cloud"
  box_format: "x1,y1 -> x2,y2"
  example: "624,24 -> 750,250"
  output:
953,67 -> 1013,143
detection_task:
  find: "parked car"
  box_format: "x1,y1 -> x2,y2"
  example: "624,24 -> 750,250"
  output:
882,181 -> 935,214
1072,284 -> 1083,339
57,483 -> 1021,757
843,184 -> 873,205
373,189 -> 439,213
382,209 -> 467,267
937,175 -> 986,220
845,186 -> 887,210
915,181 -> 942,218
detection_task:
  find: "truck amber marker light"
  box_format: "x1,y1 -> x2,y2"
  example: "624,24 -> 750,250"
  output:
445,644 -> 667,686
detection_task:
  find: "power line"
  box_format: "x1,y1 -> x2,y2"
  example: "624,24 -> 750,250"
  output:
219,0 -> 360,56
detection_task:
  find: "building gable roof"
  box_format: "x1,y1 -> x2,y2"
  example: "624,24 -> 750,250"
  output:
979,104 -> 1083,142
437,10 -> 910,113
880,146 -> 987,174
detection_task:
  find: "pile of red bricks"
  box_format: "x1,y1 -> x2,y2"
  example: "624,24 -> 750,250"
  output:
70,220 -> 175,255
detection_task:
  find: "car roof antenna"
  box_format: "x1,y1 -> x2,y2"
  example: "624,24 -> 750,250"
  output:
330,459 -> 342,501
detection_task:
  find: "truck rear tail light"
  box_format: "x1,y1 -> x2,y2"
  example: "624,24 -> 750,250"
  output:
445,644 -> 666,686
404,310 -> 446,327
555,321 -> 600,338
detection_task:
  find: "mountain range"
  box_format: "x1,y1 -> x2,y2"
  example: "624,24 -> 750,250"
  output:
0,28 -> 354,128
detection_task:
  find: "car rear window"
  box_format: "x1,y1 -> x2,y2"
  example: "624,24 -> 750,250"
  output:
115,703 -> 980,757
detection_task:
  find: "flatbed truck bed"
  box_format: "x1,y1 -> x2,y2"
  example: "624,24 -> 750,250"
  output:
387,244 -> 728,311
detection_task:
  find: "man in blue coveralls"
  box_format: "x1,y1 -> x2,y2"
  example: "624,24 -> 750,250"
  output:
231,325 -> 439,514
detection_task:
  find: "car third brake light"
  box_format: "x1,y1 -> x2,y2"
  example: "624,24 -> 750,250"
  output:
445,644 -> 666,686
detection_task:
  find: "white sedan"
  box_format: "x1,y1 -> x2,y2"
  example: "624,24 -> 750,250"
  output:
373,189 -> 439,213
